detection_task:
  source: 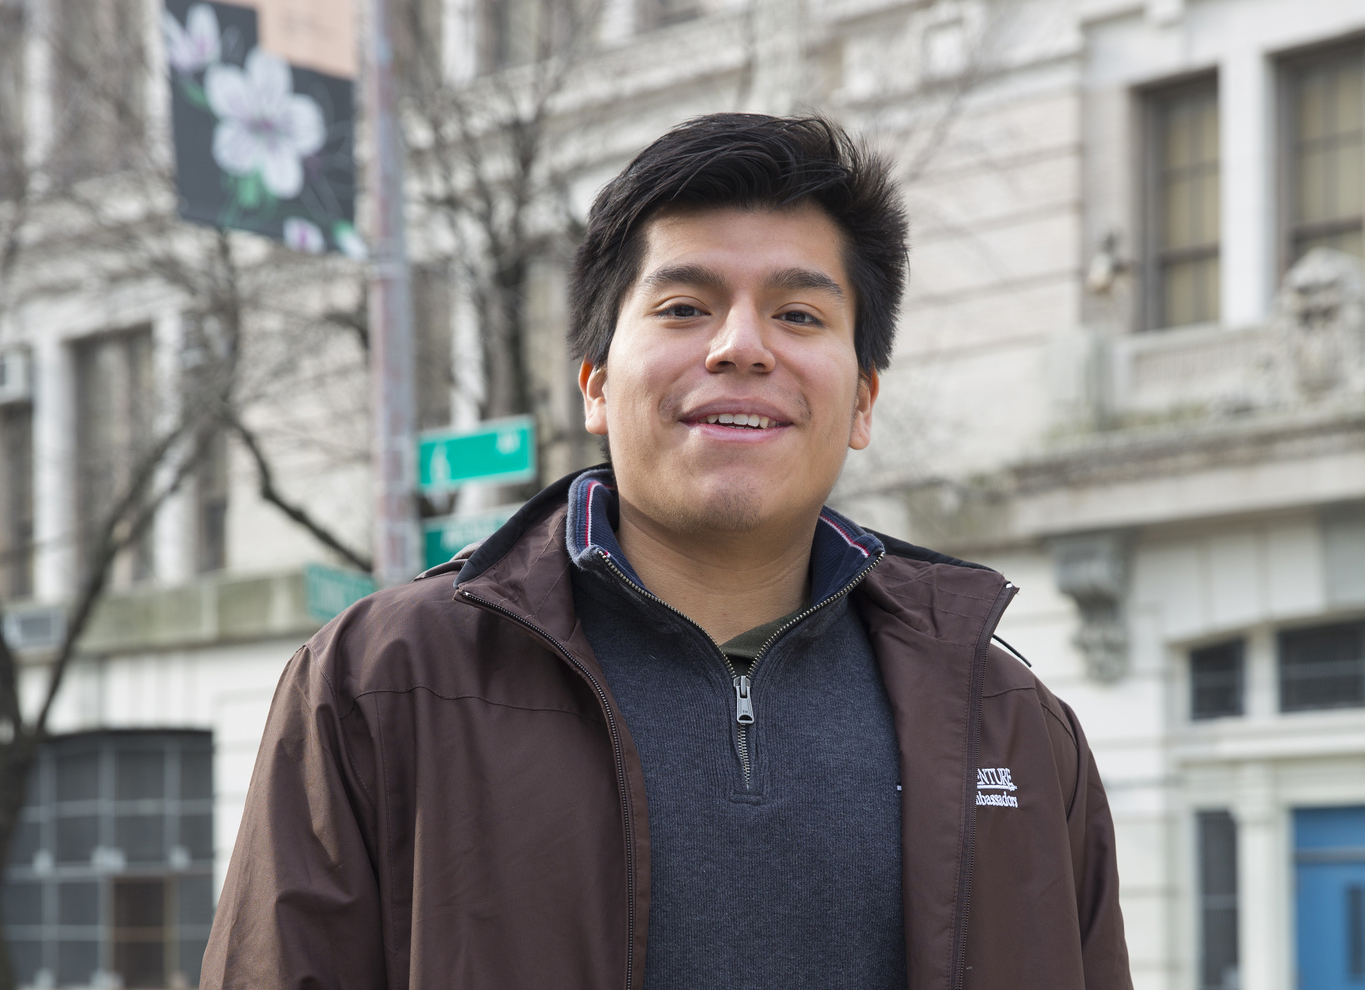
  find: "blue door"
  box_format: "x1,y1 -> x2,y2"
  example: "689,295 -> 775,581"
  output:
1296,807 -> 1365,989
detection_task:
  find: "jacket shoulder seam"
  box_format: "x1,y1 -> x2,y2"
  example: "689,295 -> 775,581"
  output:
348,684 -> 603,723
1042,696 -> 1079,748
316,654 -> 379,812
1042,701 -> 1082,812
981,683 -> 1036,699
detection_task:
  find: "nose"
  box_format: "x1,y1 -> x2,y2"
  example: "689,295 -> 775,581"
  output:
705,299 -> 775,374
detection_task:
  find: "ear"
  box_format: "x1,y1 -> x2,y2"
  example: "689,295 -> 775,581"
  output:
849,368 -> 878,451
580,360 -> 609,437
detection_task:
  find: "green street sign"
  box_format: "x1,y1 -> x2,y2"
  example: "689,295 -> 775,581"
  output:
422,505 -> 520,569
418,416 -> 536,493
303,563 -> 376,623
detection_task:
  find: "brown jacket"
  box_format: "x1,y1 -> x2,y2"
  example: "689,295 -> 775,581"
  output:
202,474 -> 1132,990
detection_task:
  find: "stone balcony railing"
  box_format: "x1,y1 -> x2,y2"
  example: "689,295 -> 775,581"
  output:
78,570 -> 319,655
1108,248 -> 1365,422
5,564 -> 373,659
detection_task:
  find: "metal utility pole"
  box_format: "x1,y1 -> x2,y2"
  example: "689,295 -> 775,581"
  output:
364,0 -> 419,586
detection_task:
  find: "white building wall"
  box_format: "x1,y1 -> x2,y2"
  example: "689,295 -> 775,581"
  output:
26,642 -> 295,898
5,1 -> 1365,988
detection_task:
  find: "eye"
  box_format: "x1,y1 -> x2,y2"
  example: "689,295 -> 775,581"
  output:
661,303 -> 705,319
779,310 -> 822,326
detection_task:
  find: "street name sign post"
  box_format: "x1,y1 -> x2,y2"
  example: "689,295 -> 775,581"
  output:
417,416 -> 536,493
303,563 -> 377,623
422,505 -> 521,570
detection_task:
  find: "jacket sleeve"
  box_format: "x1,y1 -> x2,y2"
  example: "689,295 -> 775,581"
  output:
200,644 -> 387,990
1057,699 -> 1134,990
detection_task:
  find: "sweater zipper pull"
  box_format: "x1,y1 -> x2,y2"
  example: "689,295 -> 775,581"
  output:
733,675 -> 755,725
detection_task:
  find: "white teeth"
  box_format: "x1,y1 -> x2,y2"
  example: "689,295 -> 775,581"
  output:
700,413 -> 777,428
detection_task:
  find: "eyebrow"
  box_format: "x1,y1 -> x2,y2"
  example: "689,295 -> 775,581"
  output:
639,263 -> 845,299
764,267 -> 845,299
640,264 -> 730,293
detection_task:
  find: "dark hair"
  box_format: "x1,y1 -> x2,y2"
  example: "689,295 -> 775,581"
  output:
567,113 -> 908,373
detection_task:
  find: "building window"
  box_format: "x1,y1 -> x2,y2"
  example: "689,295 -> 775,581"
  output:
1147,78 -> 1221,330
1197,810 -> 1239,990
479,0 -> 584,72
1280,619 -> 1365,712
393,0 -> 444,95
74,327 -> 156,588
1191,639 -> 1245,720
0,0 -> 24,199
195,431 -> 228,574
1283,44 -> 1364,265
49,0 -> 147,181
2,731 -> 215,989
413,264 -> 453,432
638,0 -> 701,30
0,399 -> 34,599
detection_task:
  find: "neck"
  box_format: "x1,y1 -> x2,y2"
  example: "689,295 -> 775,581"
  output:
615,498 -> 816,645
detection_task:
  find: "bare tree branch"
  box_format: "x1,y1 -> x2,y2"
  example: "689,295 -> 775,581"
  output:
34,419 -> 206,734
228,414 -> 374,573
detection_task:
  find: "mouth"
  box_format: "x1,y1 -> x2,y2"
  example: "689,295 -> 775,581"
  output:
697,412 -> 781,430
679,398 -> 795,433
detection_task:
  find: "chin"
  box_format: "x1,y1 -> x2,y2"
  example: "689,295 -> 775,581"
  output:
659,475 -> 769,535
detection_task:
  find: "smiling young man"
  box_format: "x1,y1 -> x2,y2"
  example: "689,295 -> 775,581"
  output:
203,115 -> 1132,990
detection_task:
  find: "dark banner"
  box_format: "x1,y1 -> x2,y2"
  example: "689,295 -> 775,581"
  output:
163,1 -> 361,256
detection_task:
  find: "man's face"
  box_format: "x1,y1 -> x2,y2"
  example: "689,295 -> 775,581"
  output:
580,203 -> 878,537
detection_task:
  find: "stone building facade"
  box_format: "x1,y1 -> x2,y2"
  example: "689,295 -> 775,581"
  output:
1,0 -> 1364,987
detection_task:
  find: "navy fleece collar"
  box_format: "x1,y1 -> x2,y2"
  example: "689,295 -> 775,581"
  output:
565,468 -> 884,604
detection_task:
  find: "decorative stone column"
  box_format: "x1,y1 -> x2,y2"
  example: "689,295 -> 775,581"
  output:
1050,530 -> 1132,682
32,333 -> 76,602
153,308 -> 193,585
1233,762 -> 1289,990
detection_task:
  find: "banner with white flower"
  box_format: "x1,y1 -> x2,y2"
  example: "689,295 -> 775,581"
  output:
163,1 -> 363,257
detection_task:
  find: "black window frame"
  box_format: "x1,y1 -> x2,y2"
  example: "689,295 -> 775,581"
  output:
1197,809 -> 1240,990
2,731 -> 215,989
73,326 -> 157,587
1141,72 -> 1223,332
0,397 -> 34,599
1190,639 -> 1246,720
1279,618 -> 1365,713
1277,37 -> 1365,273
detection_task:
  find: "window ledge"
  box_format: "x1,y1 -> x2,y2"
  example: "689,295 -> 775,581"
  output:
73,568 -> 327,656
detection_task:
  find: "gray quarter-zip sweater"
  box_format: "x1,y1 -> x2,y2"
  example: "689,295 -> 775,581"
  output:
566,470 -> 909,990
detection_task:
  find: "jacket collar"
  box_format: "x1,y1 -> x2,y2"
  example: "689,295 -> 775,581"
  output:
563,467 -> 886,604
450,466 -> 1003,648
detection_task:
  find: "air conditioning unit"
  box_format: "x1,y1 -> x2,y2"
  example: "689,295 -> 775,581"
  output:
2,606 -> 67,653
0,347 -> 32,405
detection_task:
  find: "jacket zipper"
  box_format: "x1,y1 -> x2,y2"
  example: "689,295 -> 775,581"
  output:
597,549 -> 885,787
457,589 -> 639,990
949,580 -> 1017,990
